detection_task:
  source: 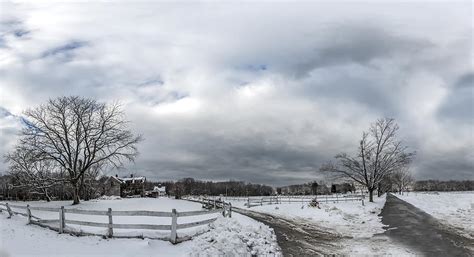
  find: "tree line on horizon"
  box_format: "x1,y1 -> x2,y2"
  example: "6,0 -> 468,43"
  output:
0,174 -> 276,201
1,172 -> 472,202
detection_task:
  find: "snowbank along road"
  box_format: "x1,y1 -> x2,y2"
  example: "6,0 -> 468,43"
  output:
234,207 -> 344,256
381,194 -> 474,257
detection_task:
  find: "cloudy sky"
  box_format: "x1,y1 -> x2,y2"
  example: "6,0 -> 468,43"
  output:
0,1 -> 472,185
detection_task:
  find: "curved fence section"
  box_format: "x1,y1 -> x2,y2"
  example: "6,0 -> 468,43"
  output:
184,197 -> 233,218
0,202 -> 230,244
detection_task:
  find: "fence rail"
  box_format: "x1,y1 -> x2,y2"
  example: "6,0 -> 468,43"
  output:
244,194 -> 365,207
0,201 -> 231,244
200,194 -> 365,208
185,197 -> 233,218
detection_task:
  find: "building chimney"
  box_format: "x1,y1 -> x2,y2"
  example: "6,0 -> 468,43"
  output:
115,174 -> 118,178
130,174 -> 134,178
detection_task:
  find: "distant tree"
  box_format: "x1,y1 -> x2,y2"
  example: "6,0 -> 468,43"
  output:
311,182 -> 319,195
8,96 -> 141,204
321,118 -> 415,202
5,146 -> 64,201
414,180 -> 474,191
377,175 -> 394,196
391,167 -> 413,195
173,183 -> 185,199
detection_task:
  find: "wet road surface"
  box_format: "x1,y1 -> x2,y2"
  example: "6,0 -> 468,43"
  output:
380,193 -> 473,257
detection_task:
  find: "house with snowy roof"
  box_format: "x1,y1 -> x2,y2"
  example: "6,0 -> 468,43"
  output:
152,185 -> 167,197
103,174 -> 146,197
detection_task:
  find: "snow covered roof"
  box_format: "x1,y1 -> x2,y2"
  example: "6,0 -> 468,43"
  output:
108,176 -> 124,184
121,177 -> 146,183
153,186 -> 166,192
107,176 -> 146,184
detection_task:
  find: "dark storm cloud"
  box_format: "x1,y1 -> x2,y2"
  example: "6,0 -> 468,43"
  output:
415,147 -> 474,180
437,73 -> 474,123
287,26 -> 432,78
455,73 -> 474,89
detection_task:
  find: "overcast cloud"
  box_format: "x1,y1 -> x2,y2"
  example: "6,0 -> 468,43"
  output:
0,1 -> 472,185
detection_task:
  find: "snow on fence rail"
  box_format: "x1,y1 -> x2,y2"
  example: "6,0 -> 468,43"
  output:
0,201 -> 232,244
205,194 -> 365,208
184,197 -> 232,218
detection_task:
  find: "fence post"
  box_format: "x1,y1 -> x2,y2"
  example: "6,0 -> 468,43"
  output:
59,206 -> 65,233
228,203 -> 232,218
247,197 -> 250,208
26,204 -> 31,224
170,209 -> 178,244
6,203 -> 13,218
107,208 -> 113,238
213,200 -> 216,209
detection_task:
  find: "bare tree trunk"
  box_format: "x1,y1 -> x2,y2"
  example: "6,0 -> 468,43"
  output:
44,189 -> 51,202
79,173 -> 86,201
369,188 -> 374,202
72,183 -> 80,205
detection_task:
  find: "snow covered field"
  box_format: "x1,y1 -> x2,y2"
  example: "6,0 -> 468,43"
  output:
229,197 -> 384,238
396,191 -> 474,238
0,198 -> 280,257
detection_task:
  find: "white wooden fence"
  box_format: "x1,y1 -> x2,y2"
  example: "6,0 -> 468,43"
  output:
0,201 -> 231,244
207,194 -> 365,208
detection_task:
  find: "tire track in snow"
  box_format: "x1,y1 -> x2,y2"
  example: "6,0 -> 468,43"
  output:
234,207 -> 343,256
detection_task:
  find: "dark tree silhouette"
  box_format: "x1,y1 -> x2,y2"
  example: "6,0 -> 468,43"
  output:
321,118 -> 415,202
9,96 -> 141,204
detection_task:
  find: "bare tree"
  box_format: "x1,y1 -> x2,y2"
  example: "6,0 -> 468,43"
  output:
391,167 -> 413,195
12,96 -> 141,204
5,146 -> 64,201
321,118 -> 415,202
79,163 -> 103,201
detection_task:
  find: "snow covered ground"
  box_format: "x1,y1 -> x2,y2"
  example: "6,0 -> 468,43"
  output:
396,191 -> 474,238
0,198 -> 280,257
229,197 -> 384,238
3,197 -> 219,239
226,195 -> 418,256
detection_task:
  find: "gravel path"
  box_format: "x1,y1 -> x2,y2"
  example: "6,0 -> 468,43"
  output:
234,207 -> 344,256
381,193 -> 474,257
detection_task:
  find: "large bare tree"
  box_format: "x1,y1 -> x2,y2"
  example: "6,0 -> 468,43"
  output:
321,118 -> 415,202
12,96 -> 141,204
